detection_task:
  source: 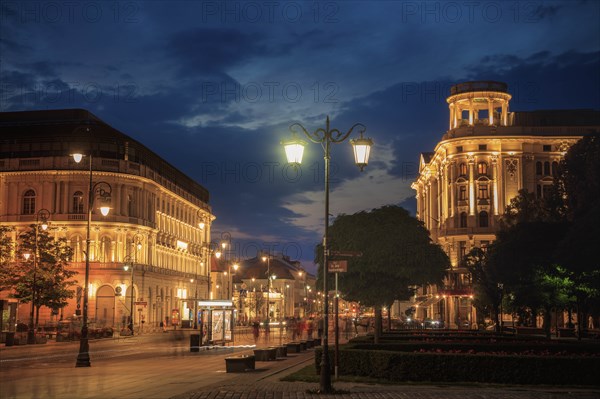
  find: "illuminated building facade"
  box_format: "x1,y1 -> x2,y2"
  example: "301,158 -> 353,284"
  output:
411,81 -> 600,328
0,109 -> 214,331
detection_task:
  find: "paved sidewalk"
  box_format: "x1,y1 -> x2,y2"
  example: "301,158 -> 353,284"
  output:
3,330 -> 600,399
172,343 -> 600,399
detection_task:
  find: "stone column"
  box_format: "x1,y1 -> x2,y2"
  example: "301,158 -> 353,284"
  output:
491,155 -> 499,215
468,156 -> 475,215
468,100 -> 474,125
449,161 -> 456,217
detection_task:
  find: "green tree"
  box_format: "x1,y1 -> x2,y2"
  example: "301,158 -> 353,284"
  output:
0,226 -> 16,292
13,225 -> 77,325
315,206 -> 449,342
556,134 -> 600,333
465,247 -> 502,331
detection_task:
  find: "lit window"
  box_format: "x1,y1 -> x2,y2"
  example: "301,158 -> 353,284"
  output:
72,191 -> 84,214
478,184 -> 489,199
477,162 -> 488,176
459,163 -> 467,176
22,189 -> 35,215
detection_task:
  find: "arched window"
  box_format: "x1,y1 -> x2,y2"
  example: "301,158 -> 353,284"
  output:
459,163 -> 467,176
477,162 -> 488,176
536,161 -> 542,175
22,189 -> 36,214
72,191 -> 84,214
459,212 -> 467,228
544,161 -> 550,176
552,161 -> 559,176
479,211 -> 489,228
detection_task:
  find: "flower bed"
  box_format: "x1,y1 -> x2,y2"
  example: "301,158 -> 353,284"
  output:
350,342 -> 600,356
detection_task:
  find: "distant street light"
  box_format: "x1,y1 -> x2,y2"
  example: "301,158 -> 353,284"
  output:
282,116 -> 372,393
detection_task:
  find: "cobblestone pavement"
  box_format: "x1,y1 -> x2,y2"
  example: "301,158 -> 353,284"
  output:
175,380 -> 600,399
172,350 -> 600,399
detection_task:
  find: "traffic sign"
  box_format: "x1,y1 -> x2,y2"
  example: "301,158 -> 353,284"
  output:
328,260 -> 348,273
134,301 -> 148,306
330,250 -> 363,257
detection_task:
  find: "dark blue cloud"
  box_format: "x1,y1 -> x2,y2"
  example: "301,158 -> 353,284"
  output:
1,0 -> 599,272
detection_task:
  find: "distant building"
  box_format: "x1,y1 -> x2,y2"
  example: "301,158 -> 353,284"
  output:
232,255 -> 316,323
0,109 -> 214,331
411,81 -> 600,328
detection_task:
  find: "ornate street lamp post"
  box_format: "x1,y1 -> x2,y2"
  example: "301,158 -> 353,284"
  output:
73,135 -> 112,368
282,116 -> 372,393
123,234 -> 142,335
261,253 -> 272,339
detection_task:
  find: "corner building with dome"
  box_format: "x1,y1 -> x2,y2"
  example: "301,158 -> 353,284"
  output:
411,81 -> 600,328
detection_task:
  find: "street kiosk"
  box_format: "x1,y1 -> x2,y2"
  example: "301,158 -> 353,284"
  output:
197,300 -> 234,345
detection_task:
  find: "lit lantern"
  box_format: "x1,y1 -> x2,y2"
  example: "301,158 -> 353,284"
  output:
350,133 -> 373,171
282,137 -> 307,165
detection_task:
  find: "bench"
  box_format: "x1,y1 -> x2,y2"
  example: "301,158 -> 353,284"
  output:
313,337 -> 321,347
286,342 -> 302,353
274,345 -> 287,357
558,328 -> 576,338
515,327 -> 545,335
254,347 -> 277,361
225,355 -> 255,372
305,339 -> 314,348
299,340 -> 307,351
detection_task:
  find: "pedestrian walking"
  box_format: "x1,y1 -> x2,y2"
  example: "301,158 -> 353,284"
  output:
252,321 -> 260,343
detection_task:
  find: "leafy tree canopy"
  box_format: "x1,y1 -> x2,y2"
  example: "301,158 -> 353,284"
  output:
315,205 -> 449,307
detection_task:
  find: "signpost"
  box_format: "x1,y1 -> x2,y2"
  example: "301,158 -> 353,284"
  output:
327,252 -> 361,380
327,260 -> 348,273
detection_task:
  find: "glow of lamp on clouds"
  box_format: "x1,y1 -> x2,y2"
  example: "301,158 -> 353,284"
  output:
281,143 -> 413,233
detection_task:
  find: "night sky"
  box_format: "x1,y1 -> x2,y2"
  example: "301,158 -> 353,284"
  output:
2,1 -> 599,273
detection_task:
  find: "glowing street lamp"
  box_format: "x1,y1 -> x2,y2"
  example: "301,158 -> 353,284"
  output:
282,116 -> 373,393
73,128 -> 112,368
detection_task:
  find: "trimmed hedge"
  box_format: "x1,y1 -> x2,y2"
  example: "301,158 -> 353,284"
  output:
315,347 -> 600,385
351,342 -> 600,355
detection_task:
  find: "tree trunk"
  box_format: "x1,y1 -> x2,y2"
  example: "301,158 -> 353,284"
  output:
542,306 -> 551,339
374,306 -> 382,344
494,302 -> 500,333
387,306 -> 391,331
35,305 -> 41,332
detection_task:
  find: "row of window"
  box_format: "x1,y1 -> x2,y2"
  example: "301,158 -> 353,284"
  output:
457,184 -> 489,200
22,189 -> 145,217
456,144 -> 553,153
536,161 -> 559,176
458,211 -> 489,228
457,162 -> 488,177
